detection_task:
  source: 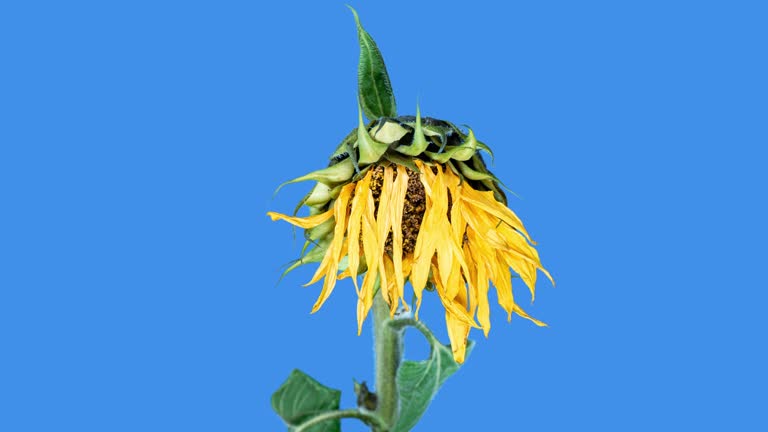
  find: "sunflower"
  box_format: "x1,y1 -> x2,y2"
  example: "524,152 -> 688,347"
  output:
268,110 -> 553,364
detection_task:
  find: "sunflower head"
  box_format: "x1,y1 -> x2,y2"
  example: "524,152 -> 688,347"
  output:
267,8 -> 553,364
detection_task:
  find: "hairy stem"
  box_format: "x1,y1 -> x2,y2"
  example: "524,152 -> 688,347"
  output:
373,290 -> 402,429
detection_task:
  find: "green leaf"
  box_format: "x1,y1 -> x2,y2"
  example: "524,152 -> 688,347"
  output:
271,369 -> 342,432
348,5 -> 397,120
391,335 -> 474,432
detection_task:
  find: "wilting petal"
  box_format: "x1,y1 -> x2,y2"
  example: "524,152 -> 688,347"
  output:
461,187 -> 533,243
490,253 -> 515,321
347,171 -> 373,295
375,166 -> 394,306
433,264 -> 480,329
513,303 -> 548,327
358,192 -> 379,334
382,254 -> 398,315
390,165 -> 409,307
267,209 -> 333,229
445,310 -> 471,364
311,183 -> 355,313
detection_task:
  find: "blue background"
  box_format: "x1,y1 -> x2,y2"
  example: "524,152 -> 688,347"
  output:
2,1 -> 766,430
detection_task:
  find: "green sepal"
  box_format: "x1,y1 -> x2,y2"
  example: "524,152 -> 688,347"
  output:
446,121 -> 494,162
278,238 -> 330,283
303,183 -> 330,207
422,125 -> 447,150
271,369 -> 342,432
389,321 -> 474,432
394,105 -> 430,156
382,149 -> 420,172
304,218 -> 335,247
371,119 -> 409,144
275,158 -> 355,195
476,140 -> 495,162
348,5 -> 397,120
357,103 -> 390,164
329,128 -> 358,162
424,128 -> 477,163
456,160 -> 498,182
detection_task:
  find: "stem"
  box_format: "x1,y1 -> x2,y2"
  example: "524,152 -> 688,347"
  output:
294,409 -> 386,432
373,290 -> 402,429
388,317 -> 436,345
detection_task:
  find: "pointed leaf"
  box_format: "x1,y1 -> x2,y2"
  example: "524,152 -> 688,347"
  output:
271,369 -> 342,432
348,6 -> 397,120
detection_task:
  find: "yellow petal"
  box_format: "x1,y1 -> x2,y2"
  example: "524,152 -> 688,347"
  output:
433,264 -> 480,329
390,165 -> 409,306
382,254 -> 398,316
358,271 -> 376,335
358,192 -> 379,334
490,252 -> 514,321
461,187 -> 533,243
445,311 -> 470,364
475,252 -> 491,337
304,242 -> 335,287
513,303 -> 547,327
361,192 -> 379,279
450,183 -> 467,247
347,171 -> 373,295
400,255 -> 413,313
409,166 -> 434,317
267,209 -> 333,229
311,183 -> 355,313
466,229 -> 494,335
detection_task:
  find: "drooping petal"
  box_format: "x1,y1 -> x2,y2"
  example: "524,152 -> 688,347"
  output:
475,250 -> 491,337
310,183 -> 355,313
430,167 -> 454,288
448,177 -> 466,247
498,223 -> 555,287
267,209 -> 334,229
448,265 -> 471,364
461,187 -> 533,244
444,304 -> 471,364
489,252 -> 515,321
389,164 -> 409,307
432,263 -> 480,330
358,192 -> 379,335
513,303 -> 548,327
464,241 -> 491,337
460,193 -> 553,303
347,170 -> 373,294
381,254 -> 398,315
409,163 -> 433,318
375,166 -> 394,306
400,254 -> 413,312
